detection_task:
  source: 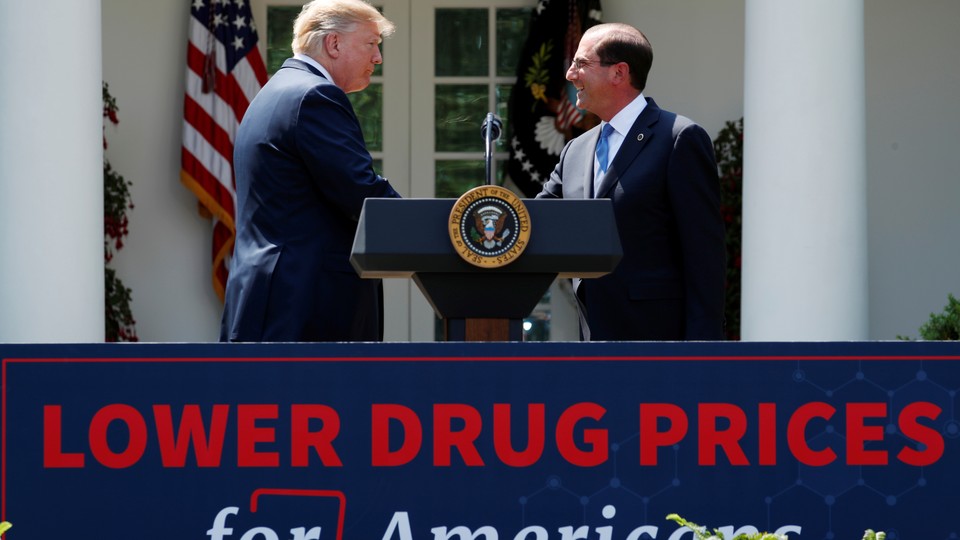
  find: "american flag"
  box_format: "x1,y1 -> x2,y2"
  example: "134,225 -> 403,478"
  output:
181,0 -> 268,301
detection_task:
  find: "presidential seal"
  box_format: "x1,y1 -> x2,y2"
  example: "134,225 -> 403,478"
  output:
448,185 -> 532,268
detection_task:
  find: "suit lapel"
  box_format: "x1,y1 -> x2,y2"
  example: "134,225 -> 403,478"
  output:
594,98 -> 660,199
583,127 -> 601,198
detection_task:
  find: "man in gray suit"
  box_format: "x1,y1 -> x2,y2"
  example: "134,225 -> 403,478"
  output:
537,23 -> 726,341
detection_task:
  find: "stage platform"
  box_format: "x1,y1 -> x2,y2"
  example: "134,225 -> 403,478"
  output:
2,341 -> 959,539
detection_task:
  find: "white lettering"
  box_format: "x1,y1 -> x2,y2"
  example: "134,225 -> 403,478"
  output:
208,507 -> 240,540
625,526 -> 659,540
776,525 -> 802,537
558,526 -> 588,540
513,526 -> 548,540
291,527 -> 322,540
240,527 -> 279,540
207,506 -> 324,540
382,511 -> 414,540
431,525 -> 499,540
378,505 -> 800,540
718,526 -> 757,540
668,528 -> 701,540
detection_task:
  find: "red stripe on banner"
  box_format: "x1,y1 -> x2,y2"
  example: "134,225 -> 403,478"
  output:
250,489 -> 347,540
9,355 -> 960,365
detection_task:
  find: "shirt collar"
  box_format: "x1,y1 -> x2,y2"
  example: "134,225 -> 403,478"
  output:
606,93 -> 647,137
293,53 -> 335,85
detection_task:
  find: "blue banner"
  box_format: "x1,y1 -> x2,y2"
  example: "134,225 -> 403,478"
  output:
2,342 -> 959,539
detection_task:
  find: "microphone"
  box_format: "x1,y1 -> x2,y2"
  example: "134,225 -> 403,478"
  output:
481,113 -> 502,185
480,113 -> 502,141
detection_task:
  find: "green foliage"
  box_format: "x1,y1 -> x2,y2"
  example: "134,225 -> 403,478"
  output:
713,118 -> 743,340
103,82 -> 137,342
665,514 -> 785,540
666,513 -> 720,540
666,514 -> 885,540
918,294 -> 960,340
105,268 -> 137,342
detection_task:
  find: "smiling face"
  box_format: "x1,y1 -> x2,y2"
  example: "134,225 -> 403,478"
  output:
327,20 -> 383,93
566,31 -> 617,120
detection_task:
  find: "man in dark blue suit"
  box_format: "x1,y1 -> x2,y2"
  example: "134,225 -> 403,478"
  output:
537,23 -> 725,341
221,0 -> 400,342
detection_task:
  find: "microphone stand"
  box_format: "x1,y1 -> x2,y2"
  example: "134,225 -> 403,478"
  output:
481,113 -> 502,186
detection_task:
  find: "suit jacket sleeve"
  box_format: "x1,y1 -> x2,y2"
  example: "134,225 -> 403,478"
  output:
668,123 -> 726,339
295,84 -> 399,220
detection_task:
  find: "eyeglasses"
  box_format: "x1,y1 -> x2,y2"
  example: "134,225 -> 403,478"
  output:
570,58 -> 614,70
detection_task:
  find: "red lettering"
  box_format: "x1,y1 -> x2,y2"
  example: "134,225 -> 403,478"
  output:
433,404 -> 484,466
846,403 -> 888,465
897,401 -> 944,466
291,404 -> 342,467
237,404 -> 279,467
493,403 -> 545,467
43,405 -> 84,468
698,403 -> 749,465
153,405 -> 228,467
556,402 -> 607,467
787,402 -> 836,466
758,403 -> 777,465
371,404 -> 423,466
88,404 -> 147,469
639,403 -> 688,466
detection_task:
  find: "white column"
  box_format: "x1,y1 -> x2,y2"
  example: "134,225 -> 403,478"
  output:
741,0 -> 867,340
0,1 -> 105,342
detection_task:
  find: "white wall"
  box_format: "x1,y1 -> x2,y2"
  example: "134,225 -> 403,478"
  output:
610,0 -> 960,339
864,0 -> 960,339
605,0 -> 745,139
97,0 -> 958,341
102,0 -> 223,341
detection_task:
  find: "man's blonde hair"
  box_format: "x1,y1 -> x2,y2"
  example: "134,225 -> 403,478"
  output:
292,0 -> 396,56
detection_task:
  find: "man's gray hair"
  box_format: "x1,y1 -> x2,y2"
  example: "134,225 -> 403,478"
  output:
292,0 -> 396,56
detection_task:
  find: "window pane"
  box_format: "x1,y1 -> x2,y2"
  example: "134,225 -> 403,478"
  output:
496,8 -> 531,77
435,9 -> 488,76
496,158 -> 508,185
435,160 -> 485,198
267,6 -> 383,77
435,85 -> 487,152
495,84 -> 512,151
348,83 -> 383,152
266,6 -> 300,75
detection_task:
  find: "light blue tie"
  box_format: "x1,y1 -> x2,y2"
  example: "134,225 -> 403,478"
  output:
596,123 -> 614,174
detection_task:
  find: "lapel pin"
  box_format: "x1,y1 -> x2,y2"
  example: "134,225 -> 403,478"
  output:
637,133 -> 645,142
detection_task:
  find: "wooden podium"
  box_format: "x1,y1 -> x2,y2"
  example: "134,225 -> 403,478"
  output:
350,198 -> 622,341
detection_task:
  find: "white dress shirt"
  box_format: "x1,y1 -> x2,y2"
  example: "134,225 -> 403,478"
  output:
594,92 -> 647,192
